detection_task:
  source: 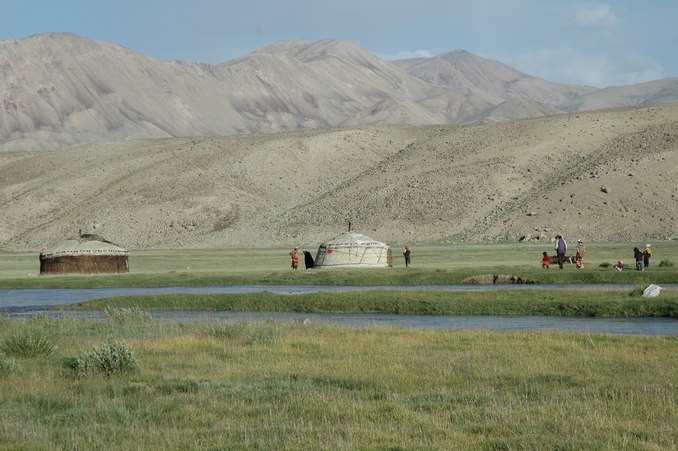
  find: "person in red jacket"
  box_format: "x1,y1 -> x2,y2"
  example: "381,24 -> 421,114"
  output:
542,252 -> 550,269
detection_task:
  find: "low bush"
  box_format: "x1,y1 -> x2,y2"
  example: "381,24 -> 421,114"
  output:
599,262 -> 611,268
628,286 -> 646,297
1,332 -> 57,358
658,259 -> 674,267
68,336 -> 137,377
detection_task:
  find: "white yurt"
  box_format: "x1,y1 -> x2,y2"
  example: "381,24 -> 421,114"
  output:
314,231 -> 392,268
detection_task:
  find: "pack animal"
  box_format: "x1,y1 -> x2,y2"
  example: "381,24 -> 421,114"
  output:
551,255 -> 576,264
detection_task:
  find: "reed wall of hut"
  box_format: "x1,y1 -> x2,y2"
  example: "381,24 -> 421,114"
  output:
39,235 -> 129,275
39,254 -> 129,274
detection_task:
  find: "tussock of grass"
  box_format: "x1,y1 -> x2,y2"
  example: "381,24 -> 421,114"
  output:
1,333 -> 57,358
104,306 -> 152,325
203,320 -> 282,345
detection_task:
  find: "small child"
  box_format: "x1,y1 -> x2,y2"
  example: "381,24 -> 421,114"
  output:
634,247 -> 644,271
542,251 -> 550,269
614,260 -> 624,271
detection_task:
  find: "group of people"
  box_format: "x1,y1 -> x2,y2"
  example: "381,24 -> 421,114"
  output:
291,239 -> 656,272
616,244 -> 652,271
542,235 -> 586,269
542,235 -> 654,271
288,247 -> 315,269
632,244 -> 653,271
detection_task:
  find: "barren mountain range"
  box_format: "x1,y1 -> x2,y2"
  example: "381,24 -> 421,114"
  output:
1,33 -> 677,152
1,33 -> 677,251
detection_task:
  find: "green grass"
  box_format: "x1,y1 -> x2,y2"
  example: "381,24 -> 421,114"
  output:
0,317 -> 676,449
1,241 -> 678,289
66,289 -> 678,318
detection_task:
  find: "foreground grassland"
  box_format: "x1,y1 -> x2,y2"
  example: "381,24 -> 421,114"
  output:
0,315 -> 676,450
1,241 -> 677,289
69,289 -> 678,318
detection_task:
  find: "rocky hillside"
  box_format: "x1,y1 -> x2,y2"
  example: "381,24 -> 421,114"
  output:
1,102 -> 676,251
2,33 -> 678,153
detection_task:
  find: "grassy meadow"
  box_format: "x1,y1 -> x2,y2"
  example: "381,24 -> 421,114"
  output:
1,241 -> 677,289
0,314 -> 676,449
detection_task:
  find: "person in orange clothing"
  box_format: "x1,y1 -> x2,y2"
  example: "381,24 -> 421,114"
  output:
289,247 -> 299,269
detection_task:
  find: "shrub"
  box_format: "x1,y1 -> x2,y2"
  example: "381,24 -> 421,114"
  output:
628,286 -> 646,297
1,332 -> 57,358
599,262 -> 611,268
0,352 -> 21,376
658,259 -> 674,267
69,336 -> 137,377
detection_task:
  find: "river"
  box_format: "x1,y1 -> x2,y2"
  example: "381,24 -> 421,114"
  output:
1,284 -> 676,336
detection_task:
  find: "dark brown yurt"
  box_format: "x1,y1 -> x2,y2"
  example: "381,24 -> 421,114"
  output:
39,234 -> 129,275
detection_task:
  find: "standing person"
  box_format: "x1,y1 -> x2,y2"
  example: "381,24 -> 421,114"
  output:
403,246 -> 411,267
643,244 -> 652,268
634,247 -> 644,271
289,247 -> 299,270
303,251 -> 314,269
555,235 -> 567,269
542,252 -> 550,269
575,239 -> 586,269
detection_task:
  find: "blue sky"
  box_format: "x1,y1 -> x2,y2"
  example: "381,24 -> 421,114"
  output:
1,0 -> 676,88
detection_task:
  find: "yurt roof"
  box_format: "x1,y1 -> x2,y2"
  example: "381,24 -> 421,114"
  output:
41,234 -> 128,258
319,231 -> 388,248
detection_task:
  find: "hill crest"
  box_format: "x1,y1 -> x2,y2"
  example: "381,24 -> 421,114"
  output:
2,33 -> 678,152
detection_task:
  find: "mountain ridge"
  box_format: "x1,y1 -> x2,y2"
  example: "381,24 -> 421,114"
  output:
2,33 -> 678,152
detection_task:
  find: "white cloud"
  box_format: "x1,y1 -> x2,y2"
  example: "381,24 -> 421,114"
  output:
564,2 -> 620,29
613,52 -> 665,85
377,49 -> 437,61
497,48 -> 664,87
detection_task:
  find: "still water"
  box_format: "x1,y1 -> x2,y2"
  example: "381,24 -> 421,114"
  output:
2,284 -> 676,336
